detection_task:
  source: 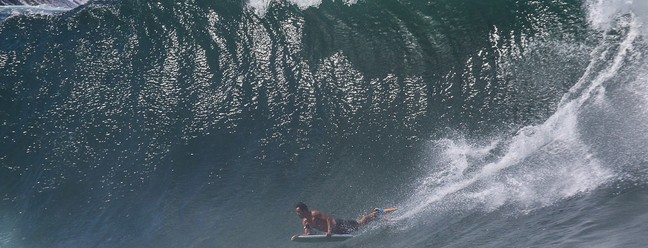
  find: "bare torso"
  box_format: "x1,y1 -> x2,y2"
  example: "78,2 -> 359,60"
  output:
301,210 -> 336,234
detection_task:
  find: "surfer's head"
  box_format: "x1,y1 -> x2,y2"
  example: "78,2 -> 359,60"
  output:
295,202 -> 309,218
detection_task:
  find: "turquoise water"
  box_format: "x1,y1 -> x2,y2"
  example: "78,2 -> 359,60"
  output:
1,0 -> 648,247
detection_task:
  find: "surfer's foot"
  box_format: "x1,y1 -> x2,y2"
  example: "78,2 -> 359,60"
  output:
373,208 -> 397,213
372,207 -> 398,220
359,208 -> 398,225
372,208 -> 385,219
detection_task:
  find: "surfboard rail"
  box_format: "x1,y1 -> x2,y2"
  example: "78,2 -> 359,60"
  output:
291,234 -> 354,242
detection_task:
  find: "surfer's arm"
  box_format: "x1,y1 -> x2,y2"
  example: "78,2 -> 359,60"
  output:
301,218 -> 312,235
325,217 -> 333,237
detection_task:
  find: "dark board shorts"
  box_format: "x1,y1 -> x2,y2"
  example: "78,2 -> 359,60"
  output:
332,219 -> 360,234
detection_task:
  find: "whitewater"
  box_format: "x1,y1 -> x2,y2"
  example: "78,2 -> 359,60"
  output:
1,0 -> 647,247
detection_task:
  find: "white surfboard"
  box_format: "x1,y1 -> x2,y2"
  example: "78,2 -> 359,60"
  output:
291,234 -> 354,242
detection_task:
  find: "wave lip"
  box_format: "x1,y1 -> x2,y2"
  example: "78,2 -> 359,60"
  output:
246,0 -> 358,16
586,0 -> 648,33
0,0 -> 87,8
0,0 -> 88,21
0,5 -> 69,21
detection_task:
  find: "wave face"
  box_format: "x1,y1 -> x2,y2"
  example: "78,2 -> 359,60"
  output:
1,0 -> 647,247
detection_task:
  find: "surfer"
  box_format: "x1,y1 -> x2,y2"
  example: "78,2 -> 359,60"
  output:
292,202 -> 396,240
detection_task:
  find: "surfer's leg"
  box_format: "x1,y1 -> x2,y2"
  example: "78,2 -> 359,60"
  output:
357,208 -> 398,225
357,209 -> 381,225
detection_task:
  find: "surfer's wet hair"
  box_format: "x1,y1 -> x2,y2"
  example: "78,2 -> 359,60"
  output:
295,202 -> 308,211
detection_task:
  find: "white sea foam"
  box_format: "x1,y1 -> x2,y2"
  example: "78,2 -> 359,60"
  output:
0,0 -> 87,8
0,4 -> 71,21
400,104 -> 613,219
247,0 -> 357,17
398,0 -> 646,221
586,0 -> 648,33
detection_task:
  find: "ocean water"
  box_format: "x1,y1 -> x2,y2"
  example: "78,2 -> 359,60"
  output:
1,0 -> 647,247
